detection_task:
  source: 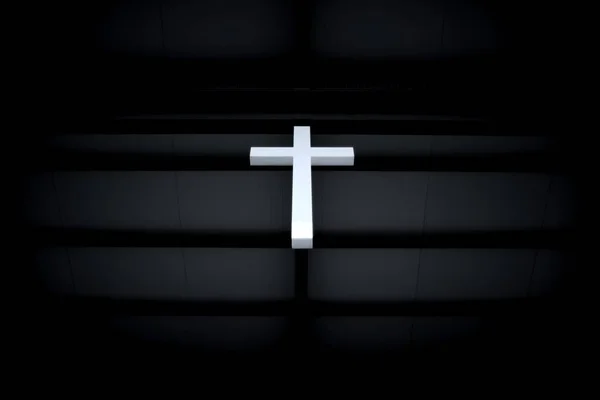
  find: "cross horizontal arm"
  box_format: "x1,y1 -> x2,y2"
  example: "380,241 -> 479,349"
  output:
250,147 -> 294,165
310,147 -> 355,166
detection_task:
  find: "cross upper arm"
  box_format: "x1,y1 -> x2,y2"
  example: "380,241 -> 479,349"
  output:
249,147 -> 295,165
310,147 -> 355,166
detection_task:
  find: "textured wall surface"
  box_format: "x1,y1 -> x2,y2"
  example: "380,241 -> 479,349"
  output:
25,133 -> 576,308
22,0 -> 575,369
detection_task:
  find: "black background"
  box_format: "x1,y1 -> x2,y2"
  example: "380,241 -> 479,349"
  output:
18,0 -> 582,378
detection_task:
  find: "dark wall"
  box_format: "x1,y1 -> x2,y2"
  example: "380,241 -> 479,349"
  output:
48,0 -> 549,59
22,130 -> 579,366
21,0 -> 578,371
32,0 -> 561,121
47,0 -> 508,58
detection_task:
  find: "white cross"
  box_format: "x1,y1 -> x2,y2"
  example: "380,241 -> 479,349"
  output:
250,126 -> 354,249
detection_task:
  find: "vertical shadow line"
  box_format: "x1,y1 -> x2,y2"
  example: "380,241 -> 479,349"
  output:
414,136 -> 434,301
159,0 -> 166,54
290,249 -> 310,354
527,176 -> 554,296
172,137 -> 189,295
294,249 -> 309,303
51,171 -> 77,294
440,0 -> 446,52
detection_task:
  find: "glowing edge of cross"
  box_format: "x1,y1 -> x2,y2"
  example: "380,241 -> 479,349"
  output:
249,126 -> 354,249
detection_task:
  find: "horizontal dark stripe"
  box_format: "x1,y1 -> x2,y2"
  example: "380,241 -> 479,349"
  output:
33,152 -> 565,173
120,113 -> 483,121
43,115 -> 503,136
47,86 -> 496,120
314,230 -> 573,249
44,54 -> 554,124
29,228 -> 573,249
40,296 -> 561,317
31,229 -> 290,248
45,298 -> 293,316
307,299 -> 561,317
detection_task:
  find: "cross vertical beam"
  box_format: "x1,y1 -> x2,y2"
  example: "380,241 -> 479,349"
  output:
291,126 -> 313,248
249,126 -> 354,248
